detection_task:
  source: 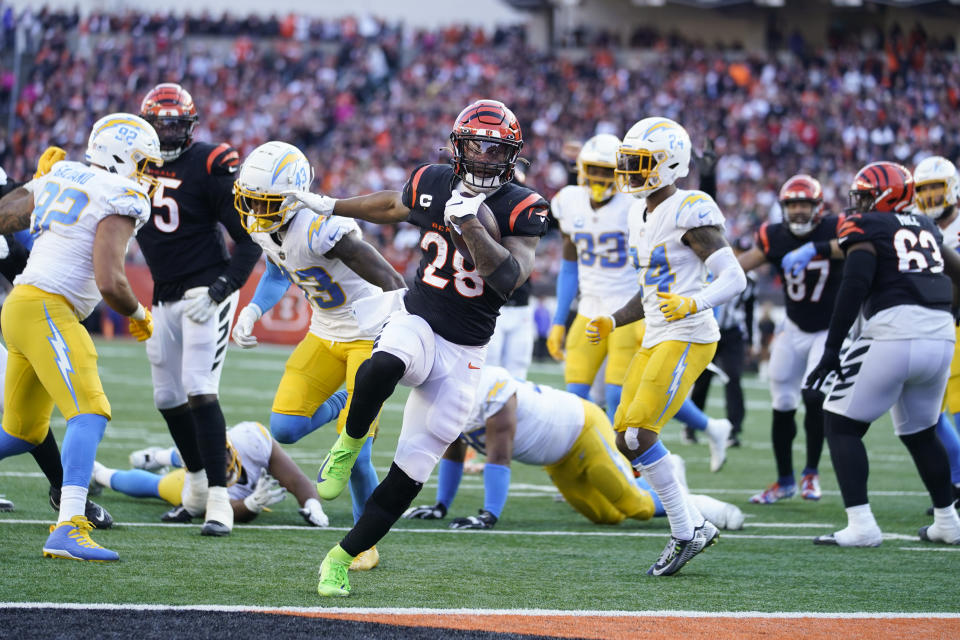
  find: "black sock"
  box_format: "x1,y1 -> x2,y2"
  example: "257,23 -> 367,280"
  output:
824,412 -> 870,508
160,405 -> 203,472
189,399 -> 227,487
30,429 -> 63,489
772,409 -> 797,479
900,425 -> 955,509
801,389 -> 825,472
340,463 -> 423,556
344,352 -> 405,440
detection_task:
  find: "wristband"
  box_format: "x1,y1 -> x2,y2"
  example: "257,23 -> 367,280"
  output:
130,303 -> 147,320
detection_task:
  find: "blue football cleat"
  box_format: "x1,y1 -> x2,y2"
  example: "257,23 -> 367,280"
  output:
43,515 -> 119,562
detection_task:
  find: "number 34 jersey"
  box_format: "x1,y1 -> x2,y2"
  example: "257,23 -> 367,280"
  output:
837,211 -> 954,340
755,216 -> 844,333
552,186 -> 637,318
250,209 -> 381,342
15,160 -> 150,319
628,188 -> 725,349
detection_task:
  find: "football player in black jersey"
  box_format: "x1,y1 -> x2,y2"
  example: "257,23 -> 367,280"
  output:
283,99 -> 549,596
0,152 -> 113,527
738,175 -> 843,504
807,161 -> 960,547
137,83 -> 262,536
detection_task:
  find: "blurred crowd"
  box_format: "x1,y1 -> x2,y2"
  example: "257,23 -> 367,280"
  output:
1,6 -> 959,286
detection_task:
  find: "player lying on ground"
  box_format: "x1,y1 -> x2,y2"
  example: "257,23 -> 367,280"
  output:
404,366 -> 744,531
95,421 -> 329,528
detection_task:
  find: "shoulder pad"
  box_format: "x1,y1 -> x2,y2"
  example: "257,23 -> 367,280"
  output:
307,214 -> 358,255
498,184 -> 549,235
401,163 -> 453,210
837,213 -> 868,248
478,367 -> 519,421
205,142 -> 241,175
549,185 -> 580,226
674,190 -> 724,230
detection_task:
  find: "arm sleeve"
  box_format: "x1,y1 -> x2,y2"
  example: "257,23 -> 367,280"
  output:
249,260 -> 292,314
214,172 -> 263,299
552,259 -> 579,325
824,249 -> 876,353
693,247 -> 747,312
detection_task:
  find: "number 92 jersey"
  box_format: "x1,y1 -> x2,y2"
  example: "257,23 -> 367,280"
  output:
250,209 -> 381,342
400,164 -> 549,347
551,186 -> 637,317
628,188 -> 725,348
837,211 -> 954,339
755,216 -> 844,333
15,160 -> 150,319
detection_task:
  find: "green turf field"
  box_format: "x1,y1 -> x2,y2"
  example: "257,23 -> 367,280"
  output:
1,339 -> 957,613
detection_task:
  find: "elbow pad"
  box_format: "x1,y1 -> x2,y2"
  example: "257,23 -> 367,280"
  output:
485,255 -> 521,299
694,247 -> 747,311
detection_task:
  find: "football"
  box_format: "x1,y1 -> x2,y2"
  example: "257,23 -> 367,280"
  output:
449,201 -> 501,267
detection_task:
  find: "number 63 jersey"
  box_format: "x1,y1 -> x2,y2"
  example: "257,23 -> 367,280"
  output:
15,160 -> 150,319
250,209 -> 382,342
628,188 -> 725,348
837,211 -> 954,340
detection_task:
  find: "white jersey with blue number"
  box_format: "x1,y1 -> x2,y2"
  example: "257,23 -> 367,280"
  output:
15,161 -> 150,319
463,366 -> 584,466
552,186 -> 637,318
226,421 -> 273,501
940,213 -> 960,251
250,209 -> 382,342
628,188 -> 724,348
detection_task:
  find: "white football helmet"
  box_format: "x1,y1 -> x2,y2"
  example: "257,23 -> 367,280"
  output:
616,117 -> 691,196
234,141 -> 314,233
913,155 -> 959,220
577,134 -> 620,204
85,113 -> 162,193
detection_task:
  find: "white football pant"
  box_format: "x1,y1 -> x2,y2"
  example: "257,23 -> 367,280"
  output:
768,317 -> 827,410
484,304 -> 534,380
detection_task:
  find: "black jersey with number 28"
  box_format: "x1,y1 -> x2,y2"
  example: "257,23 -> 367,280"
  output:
837,211 -> 952,318
400,164 -> 549,346
755,215 -> 844,332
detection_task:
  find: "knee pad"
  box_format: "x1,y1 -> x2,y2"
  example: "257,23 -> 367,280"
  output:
899,424 -> 938,449
154,388 -> 187,411
369,463 -> 423,519
270,413 -> 310,445
356,352 -> 406,398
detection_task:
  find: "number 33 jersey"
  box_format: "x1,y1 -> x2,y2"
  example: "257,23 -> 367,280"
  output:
755,216 -> 844,333
250,209 -> 381,342
628,189 -> 725,349
552,186 -> 637,317
15,160 -> 150,319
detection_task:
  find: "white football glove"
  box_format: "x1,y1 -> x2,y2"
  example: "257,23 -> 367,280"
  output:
443,189 -> 486,233
232,304 -> 262,349
182,286 -> 218,324
298,497 -> 329,528
242,473 -> 287,513
279,189 -> 337,216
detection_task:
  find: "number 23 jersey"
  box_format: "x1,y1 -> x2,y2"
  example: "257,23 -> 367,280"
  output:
250,209 -> 381,342
400,164 -> 549,347
16,160 -> 150,319
628,188 -> 724,348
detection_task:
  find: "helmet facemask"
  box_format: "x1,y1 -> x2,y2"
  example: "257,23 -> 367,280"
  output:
615,148 -> 669,195
451,134 -> 521,193
143,115 -> 197,163
783,200 -> 818,237
577,159 -> 616,204
915,179 -> 952,220
847,187 -> 884,215
234,186 -> 297,234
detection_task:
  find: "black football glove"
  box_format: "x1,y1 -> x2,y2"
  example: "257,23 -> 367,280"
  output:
402,502 -> 447,520
805,347 -> 844,391
449,509 -> 498,530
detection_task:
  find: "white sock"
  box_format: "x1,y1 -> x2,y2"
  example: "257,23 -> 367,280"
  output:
58,485 -> 87,524
155,447 -> 177,467
92,463 -> 115,489
642,454 -> 695,540
933,506 -> 960,529
845,503 -> 879,531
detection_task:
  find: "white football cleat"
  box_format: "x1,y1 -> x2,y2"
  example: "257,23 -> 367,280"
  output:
201,486 -> 233,537
129,446 -> 167,471
919,521 -> 960,545
705,418 -> 732,472
689,494 -> 744,530
813,525 -> 883,547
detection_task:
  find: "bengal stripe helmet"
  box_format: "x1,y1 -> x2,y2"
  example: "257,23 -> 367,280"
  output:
140,83 -> 199,162
449,99 -> 523,193
778,174 -> 823,236
848,161 -> 914,214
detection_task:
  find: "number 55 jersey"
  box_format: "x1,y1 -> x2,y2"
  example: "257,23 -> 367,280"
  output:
16,160 -> 151,319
